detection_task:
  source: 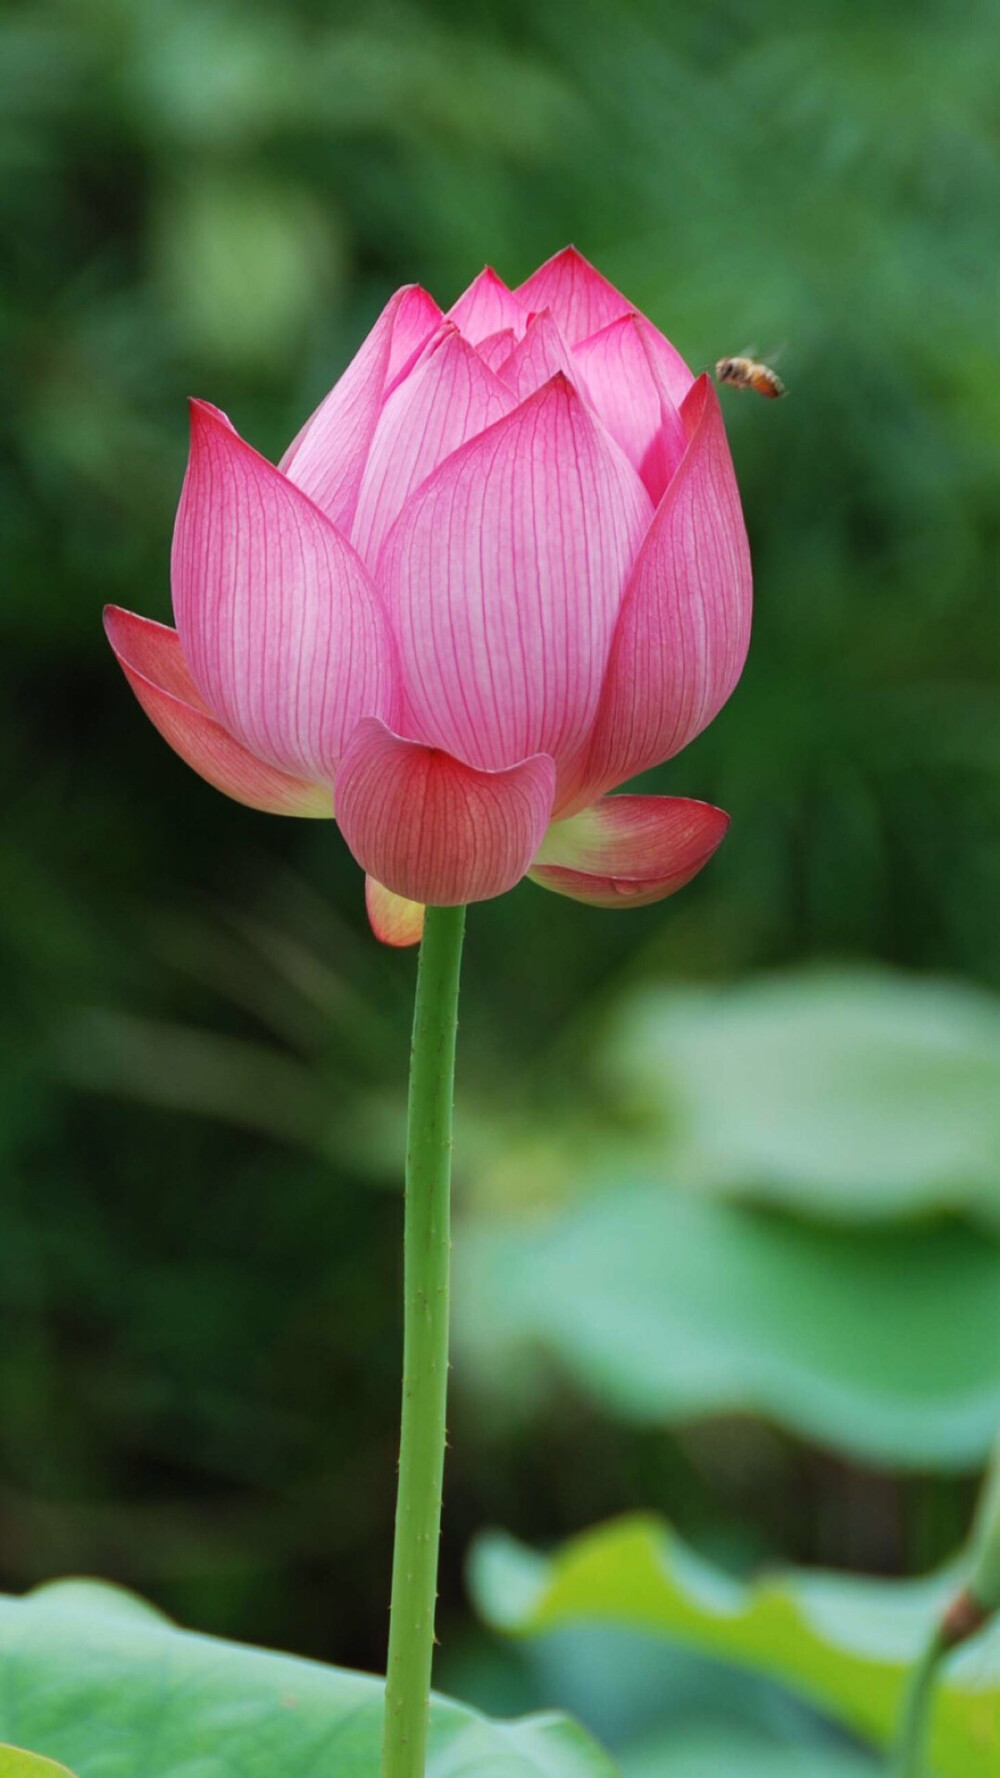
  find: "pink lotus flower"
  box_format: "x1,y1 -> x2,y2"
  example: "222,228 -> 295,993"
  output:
105,248 -> 751,946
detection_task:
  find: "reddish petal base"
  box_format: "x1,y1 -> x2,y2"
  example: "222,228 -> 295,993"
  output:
336,719 -> 555,906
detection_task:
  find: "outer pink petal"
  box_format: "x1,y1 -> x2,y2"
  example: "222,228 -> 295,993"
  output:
446,267 -> 529,344
476,327 -> 518,372
529,793 -> 729,907
279,285 -> 441,531
576,311 -> 694,409
638,316 -> 695,407
514,246 -> 633,345
573,313 -> 689,504
380,374 -> 652,780
351,325 -> 516,570
104,607 -> 331,816
497,309 -> 576,401
365,877 -> 425,947
172,401 -> 396,785
336,718 -> 556,906
578,376 -> 752,807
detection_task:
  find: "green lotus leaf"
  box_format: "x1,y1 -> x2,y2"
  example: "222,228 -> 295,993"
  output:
470,1516 -> 1000,1777
454,1181 -> 1000,1467
0,1751 -> 78,1778
604,969 -> 1000,1219
0,1579 -> 617,1778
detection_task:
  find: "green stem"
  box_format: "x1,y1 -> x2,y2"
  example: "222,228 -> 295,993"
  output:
892,1629 -> 947,1778
381,903 -> 467,1778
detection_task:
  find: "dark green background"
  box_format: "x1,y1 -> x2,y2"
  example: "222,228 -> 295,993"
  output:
1,0 -> 997,1756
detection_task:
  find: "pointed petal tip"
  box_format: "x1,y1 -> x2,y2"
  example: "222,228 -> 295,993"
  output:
515,250 -> 634,346
527,368 -> 583,408
446,266 -> 528,346
542,244 -> 584,268
172,400 -> 396,785
187,396 -> 229,426
353,322 -> 517,569
400,279 -> 439,303
426,318 -> 462,348
682,372 -> 715,422
186,398 -> 242,453
103,604 -> 208,708
278,282 -> 442,527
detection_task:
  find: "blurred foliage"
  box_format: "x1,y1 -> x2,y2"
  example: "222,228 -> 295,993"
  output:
1,0 -> 998,1768
455,1172 -> 1000,1471
603,969 -> 1000,1221
622,1735 -> 873,1777
0,1750 -> 77,1778
471,1516 -> 1000,1774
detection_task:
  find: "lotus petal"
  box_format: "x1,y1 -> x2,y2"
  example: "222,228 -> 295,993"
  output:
574,312 -> 690,503
173,402 -> 396,784
352,326 -> 516,570
497,310 -> 576,402
104,607 -> 331,816
476,327 -> 519,372
365,877 -> 425,947
530,794 -> 729,906
580,377 -> 751,806
336,719 -> 555,906
379,375 -> 651,780
279,285 -> 441,530
446,267 -> 529,344
515,246 -> 633,345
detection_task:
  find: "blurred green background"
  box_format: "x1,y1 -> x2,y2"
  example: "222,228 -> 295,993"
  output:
2,0 -> 998,1768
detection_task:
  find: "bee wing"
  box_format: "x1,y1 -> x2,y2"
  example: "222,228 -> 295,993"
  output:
735,342 -> 787,368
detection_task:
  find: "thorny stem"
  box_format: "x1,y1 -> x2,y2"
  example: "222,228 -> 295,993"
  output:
380,904 -> 466,1778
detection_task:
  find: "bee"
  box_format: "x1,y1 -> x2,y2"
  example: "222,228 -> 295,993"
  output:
715,354 -> 787,399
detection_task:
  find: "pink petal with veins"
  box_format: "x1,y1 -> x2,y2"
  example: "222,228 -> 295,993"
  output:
497,309 -> 576,402
352,325 -> 516,570
279,285 -> 441,531
515,246 -> 633,345
530,793 -> 729,906
365,877 -> 425,946
104,607 -> 331,816
579,376 -> 752,808
573,312 -> 691,503
336,719 -> 555,906
476,327 -> 519,373
446,267 -> 530,344
639,316 -> 695,408
576,310 -> 694,410
379,375 -> 651,782
172,401 -> 396,785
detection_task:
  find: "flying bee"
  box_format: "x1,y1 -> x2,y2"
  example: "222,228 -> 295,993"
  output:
716,356 -> 786,398
714,353 -> 786,399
